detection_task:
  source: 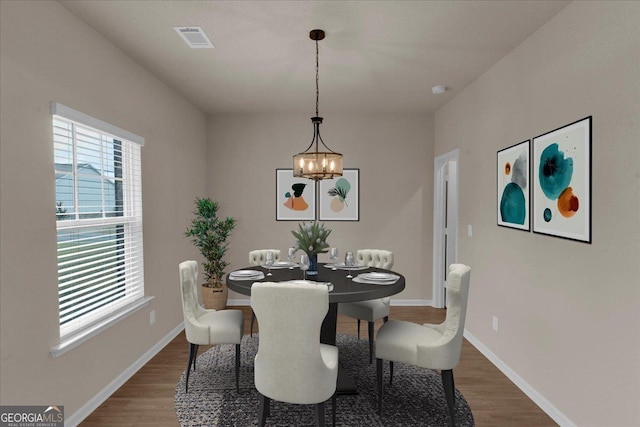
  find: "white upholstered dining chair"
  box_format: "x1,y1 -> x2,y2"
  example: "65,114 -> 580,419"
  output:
337,249 -> 394,363
179,260 -> 244,393
375,263 -> 471,426
249,249 -> 281,266
248,249 -> 281,337
252,281 -> 338,427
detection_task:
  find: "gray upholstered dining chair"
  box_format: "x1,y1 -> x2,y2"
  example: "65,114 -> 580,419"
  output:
248,249 -> 281,337
337,249 -> 394,363
179,260 -> 244,393
375,263 -> 471,427
252,281 -> 338,427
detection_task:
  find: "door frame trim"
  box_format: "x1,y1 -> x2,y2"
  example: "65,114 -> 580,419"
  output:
432,149 -> 459,308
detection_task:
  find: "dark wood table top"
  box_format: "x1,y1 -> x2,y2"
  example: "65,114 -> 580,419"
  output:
226,263 -> 405,304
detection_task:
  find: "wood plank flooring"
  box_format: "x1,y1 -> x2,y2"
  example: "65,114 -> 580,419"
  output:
80,306 -> 557,426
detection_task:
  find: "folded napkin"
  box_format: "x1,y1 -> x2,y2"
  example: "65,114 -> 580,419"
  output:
324,263 -> 369,271
352,273 -> 399,285
284,280 -> 334,292
229,270 -> 265,281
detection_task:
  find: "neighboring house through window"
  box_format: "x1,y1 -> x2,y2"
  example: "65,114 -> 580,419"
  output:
51,103 -> 147,355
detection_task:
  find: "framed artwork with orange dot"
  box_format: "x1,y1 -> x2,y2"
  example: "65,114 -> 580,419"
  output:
276,168 -> 316,221
497,140 -> 530,231
532,116 -> 592,243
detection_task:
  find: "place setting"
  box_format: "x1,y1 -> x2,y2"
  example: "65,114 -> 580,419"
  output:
262,261 -> 298,269
324,249 -> 370,275
352,271 -> 400,285
325,263 -> 369,271
228,269 -> 265,281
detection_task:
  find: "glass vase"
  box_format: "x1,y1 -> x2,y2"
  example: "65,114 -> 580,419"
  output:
307,253 -> 318,276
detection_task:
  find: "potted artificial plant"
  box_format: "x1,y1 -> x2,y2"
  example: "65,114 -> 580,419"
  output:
185,197 -> 236,310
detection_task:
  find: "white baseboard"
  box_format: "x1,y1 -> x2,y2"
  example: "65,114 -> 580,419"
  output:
463,329 -> 576,427
228,299 -> 433,307
65,322 -> 185,427
390,299 -> 432,306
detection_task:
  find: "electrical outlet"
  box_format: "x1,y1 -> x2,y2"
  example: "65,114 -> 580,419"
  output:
467,224 -> 473,237
492,315 -> 498,332
149,310 -> 156,325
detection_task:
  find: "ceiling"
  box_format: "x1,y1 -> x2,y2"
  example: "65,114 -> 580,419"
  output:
60,1 -> 570,114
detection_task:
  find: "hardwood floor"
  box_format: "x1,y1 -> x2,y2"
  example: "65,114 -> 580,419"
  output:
80,306 -> 557,426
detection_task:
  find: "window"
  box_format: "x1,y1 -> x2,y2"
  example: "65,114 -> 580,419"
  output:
52,103 -> 145,343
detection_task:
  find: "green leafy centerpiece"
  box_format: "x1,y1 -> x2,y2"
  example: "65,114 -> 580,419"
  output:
291,221 -> 331,275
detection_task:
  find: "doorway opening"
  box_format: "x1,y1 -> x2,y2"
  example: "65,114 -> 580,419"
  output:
432,149 -> 458,308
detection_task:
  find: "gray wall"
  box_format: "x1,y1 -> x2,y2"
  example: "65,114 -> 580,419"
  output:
0,0 -> 207,416
207,113 -> 434,302
434,2 -> 640,425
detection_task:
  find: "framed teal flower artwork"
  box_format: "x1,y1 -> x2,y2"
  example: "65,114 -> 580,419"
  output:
497,140 -> 530,231
532,116 -> 592,243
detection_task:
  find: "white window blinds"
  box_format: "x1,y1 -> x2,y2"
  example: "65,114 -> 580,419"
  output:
52,103 -> 144,339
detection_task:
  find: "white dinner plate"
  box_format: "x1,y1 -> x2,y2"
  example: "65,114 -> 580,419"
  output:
262,261 -> 297,269
230,270 -> 262,278
285,280 -> 333,292
352,274 -> 399,285
285,280 -> 315,285
360,272 -> 397,281
326,263 -> 369,271
359,278 -> 397,283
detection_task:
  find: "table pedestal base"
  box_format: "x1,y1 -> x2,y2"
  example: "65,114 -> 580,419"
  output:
321,303 -> 358,395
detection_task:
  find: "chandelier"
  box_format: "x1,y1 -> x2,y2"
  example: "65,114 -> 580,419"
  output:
293,29 -> 343,181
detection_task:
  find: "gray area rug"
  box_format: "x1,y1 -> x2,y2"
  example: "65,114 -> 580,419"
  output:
175,333 -> 474,426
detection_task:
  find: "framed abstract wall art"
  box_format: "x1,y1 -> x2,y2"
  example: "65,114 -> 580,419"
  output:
276,169 -> 316,221
497,140 -> 530,231
319,168 -> 359,221
532,116 -> 592,243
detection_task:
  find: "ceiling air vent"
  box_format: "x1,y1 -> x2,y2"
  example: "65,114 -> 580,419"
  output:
173,27 -> 214,49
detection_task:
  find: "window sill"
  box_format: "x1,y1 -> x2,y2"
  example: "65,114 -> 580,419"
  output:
51,296 -> 155,358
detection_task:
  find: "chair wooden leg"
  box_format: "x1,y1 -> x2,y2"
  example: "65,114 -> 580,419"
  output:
357,319 -> 361,339
368,321 -> 375,364
258,394 -> 270,427
315,402 -> 325,427
442,369 -> 456,427
332,393 -> 337,427
376,358 -> 384,415
389,361 -> 394,386
185,343 -> 198,393
235,343 -> 241,393
192,344 -> 199,371
251,310 -> 256,337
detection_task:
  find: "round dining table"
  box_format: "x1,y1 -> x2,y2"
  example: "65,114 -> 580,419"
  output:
226,262 -> 405,394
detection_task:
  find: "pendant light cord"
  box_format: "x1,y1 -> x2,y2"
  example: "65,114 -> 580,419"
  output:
315,38 -> 320,117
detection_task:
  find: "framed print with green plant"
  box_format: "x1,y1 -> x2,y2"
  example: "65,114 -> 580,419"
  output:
276,168 -> 316,221
497,140 -> 530,231
319,168 -> 359,221
532,116 -> 592,243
